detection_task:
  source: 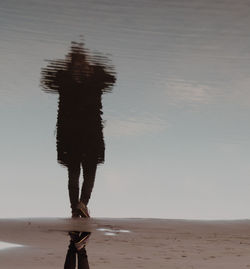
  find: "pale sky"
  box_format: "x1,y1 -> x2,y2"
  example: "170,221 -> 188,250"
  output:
1,0 -> 250,219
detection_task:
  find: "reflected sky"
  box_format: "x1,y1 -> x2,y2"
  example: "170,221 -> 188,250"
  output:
0,242 -> 23,251
1,0 -> 250,219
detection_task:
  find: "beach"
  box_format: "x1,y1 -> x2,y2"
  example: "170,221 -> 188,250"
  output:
1,218 -> 250,268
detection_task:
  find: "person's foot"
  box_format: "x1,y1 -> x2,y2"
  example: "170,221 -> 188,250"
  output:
77,201 -> 90,218
71,211 -> 80,218
74,232 -> 91,251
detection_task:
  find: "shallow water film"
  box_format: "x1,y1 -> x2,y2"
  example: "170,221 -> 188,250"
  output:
1,0 -> 250,267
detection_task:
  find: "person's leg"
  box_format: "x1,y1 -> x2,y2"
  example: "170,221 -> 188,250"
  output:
80,157 -> 97,206
64,241 -> 77,269
68,162 -> 81,216
77,247 -> 90,269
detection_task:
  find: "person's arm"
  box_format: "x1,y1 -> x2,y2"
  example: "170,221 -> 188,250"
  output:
41,62 -> 65,94
94,66 -> 116,93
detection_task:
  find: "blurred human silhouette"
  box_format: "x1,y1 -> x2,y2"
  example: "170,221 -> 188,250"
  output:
64,231 -> 91,269
41,42 -> 116,217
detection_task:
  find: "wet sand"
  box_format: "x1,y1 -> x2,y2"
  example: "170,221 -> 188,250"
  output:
1,218 -> 250,268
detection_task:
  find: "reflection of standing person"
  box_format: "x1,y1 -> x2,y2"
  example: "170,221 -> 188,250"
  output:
64,231 -> 91,269
41,42 -> 116,217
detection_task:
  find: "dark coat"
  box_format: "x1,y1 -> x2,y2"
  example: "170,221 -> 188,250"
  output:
55,66 -> 115,167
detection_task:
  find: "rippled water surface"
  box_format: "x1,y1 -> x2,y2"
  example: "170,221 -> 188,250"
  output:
1,0 -> 250,220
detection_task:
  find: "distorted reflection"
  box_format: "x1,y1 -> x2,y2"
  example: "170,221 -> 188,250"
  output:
41,41 -> 116,217
64,231 -> 91,269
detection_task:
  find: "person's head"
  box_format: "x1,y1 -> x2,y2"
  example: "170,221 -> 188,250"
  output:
66,42 -> 90,73
70,53 -> 88,72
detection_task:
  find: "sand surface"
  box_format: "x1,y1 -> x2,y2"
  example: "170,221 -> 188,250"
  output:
1,218 -> 250,268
